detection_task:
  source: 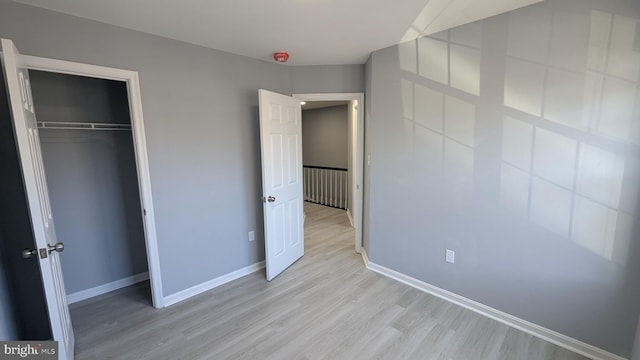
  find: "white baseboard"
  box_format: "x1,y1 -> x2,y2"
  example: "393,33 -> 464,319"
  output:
67,272 -> 149,304
365,259 -> 626,360
361,248 -> 369,266
163,261 -> 265,307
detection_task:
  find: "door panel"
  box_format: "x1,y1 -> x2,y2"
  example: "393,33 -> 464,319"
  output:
288,199 -> 301,246
259,89 -> 304,281
1,38 -> 74,359
0,55 -> 51,341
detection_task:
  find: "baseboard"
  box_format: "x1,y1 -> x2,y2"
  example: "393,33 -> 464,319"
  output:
346,209 -> 354,228
361,248 -> 369,267
365,260 -> 626,360
163,261 -> 265,307
67,272 -> 149,304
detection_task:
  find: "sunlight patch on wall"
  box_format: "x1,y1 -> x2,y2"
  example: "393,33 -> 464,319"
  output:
415,84 -> 444,132
504,58 -> 545,116
398,6 -> 638,267
418,37 -> 448,85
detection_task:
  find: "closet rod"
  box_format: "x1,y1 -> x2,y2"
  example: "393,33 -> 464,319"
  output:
37,121 -> 132,131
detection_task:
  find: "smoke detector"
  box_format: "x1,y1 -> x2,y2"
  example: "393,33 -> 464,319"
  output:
273,52 -> 289,63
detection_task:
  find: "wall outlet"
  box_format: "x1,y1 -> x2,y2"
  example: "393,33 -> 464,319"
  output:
248,230 -> 255,242
446,249 -> 455,264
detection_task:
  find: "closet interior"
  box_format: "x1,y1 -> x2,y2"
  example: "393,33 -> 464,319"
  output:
29,70 -> 150,303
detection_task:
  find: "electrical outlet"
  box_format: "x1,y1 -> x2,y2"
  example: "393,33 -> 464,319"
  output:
446,249 -> 455,264
248,230 -> 255,242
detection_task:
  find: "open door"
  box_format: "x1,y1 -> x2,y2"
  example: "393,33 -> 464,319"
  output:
1,38 -> 74,359
258,89 -> 304,281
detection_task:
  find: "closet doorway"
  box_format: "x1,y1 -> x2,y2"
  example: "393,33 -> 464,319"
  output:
31,70 -> 147,306
24,55 -> 163,309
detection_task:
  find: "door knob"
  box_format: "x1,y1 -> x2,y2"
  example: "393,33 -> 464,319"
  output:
267,196 -> 276,202
47,242 -> 64,254
22,248 -> 37,259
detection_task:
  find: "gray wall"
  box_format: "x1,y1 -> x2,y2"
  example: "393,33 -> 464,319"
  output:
302,105 -> 348,169
290,65 -> 364,94
30,71 -> 149,295
0,0 -> 364,297
363,56 -> 373,252
365,0 -> 640,357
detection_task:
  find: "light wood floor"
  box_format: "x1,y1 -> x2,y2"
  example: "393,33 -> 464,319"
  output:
71,203 -> 588,360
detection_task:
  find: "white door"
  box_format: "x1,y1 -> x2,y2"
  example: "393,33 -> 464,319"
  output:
1,38 -> 75,359
258,89 -> 304,281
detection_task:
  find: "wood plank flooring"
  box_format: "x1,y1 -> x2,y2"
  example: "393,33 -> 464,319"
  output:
70,203 -> 589,360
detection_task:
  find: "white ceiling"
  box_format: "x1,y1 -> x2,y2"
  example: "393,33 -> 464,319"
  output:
13,0 -> 542,66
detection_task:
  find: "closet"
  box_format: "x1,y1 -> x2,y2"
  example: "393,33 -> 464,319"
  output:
28,70 -> 149,303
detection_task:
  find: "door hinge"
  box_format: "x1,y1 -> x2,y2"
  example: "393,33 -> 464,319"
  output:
143,208 -> 147,216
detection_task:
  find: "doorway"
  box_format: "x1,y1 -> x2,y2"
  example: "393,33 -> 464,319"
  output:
22,55 -> 164,309
294,93 -> 364,253
29,70 -> 151,306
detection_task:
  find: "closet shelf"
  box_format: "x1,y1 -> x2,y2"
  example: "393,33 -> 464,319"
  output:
37,121 -> 132,131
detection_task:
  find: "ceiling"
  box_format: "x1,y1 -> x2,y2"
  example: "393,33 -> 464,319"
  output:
13,0 -> 542,66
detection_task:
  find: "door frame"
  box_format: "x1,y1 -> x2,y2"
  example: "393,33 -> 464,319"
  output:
293,92 -> 364,254
24,55 -> 164,308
